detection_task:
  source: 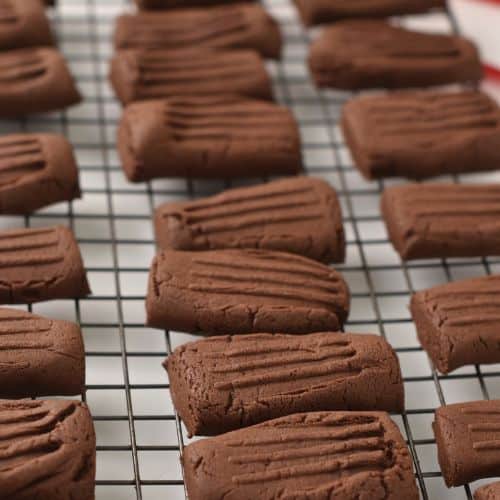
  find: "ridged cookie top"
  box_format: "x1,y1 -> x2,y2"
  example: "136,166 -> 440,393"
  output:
411,275 -> 500,372
313,20 -> 474,59
183,411 -> 419,500
174,250 -> 347,310
0,135 -> 46,187
294,0 -> 445,25
0,47 -> 77,88
0,225 -> 90,303
309,20 -> 482,89
0,399 -> 95,498
118,96 -> 301,181
414,275 -> 500,332
342,90 -> 500,179
0,134 -> 80,199
0,48 -> 48,83
0,226 -> 66,268
114,4 -> 281,58
197,335 -> 364,392
0,308 -> 55,363
382,183 -> 500,259
435,400 -> 500,486
384,184 -> 500,231
0,307 -> 84,397
458,402 -> 500,452
0,48 -> 81,116
0,0 -> 53,49
475,481 -> 500,500
155,177 -> 343,262
344,91 -> 500,159
155,250 -> 348,307
164,95 -> 292,138
162,96 -> 297,150
110,48 -> 272,104
147,249 -> 350,334
167,332 -> 403,435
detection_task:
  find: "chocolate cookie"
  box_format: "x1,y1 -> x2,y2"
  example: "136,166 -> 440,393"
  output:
0,0 -> 53,49
183,411 -> 419,500
475,482 -> 500,500
342,90 -> 500,180
0,399 -> 95,500
114,4 -> 281,59
411,275 -> 500,373
0,47 -> 81,117
382,183 -> 500,260
0,225 -> 90,303
136,0 -> 254,9
0,308 -> 84,397
309,21 -> 482,90
154,177 -> 344,262
0,133 -> 80,214
294,0 -> 445,26
146,249 -> 350,334
118,96 -> 300,181
166,332 -> 404,436
110,48 -> 272,105
434,400 -> 500,487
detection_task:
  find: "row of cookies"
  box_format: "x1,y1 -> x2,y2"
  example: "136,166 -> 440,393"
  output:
114,1 -> 500,499
296,1 -> 500,498
292,0 -> 500,404
146,178 -> 500,492
293,0 -> 500,363
109,2 -> 300,182
0,1 -> 97,499
105,3 -> 453,500
107,2 -> 424,499
0,1 -> 83,217
0,0 -> 80,116
0,227 -> 96,499
107,1 -> 500,185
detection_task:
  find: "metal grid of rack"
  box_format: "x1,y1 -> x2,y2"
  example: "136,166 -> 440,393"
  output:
2,0 -> 499,498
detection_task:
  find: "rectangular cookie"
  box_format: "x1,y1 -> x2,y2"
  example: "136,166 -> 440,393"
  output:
0,307 -> 84,397
118,96 -> 301,181
166,332 -> 404,436
0,47 -> 81,117
136,0 -> 254,9
411,275 -> 500,374
0,225 -> 90,303
146,249 -> 350,334
475,482 -> 500,500
110,48 -> 272,105
0,0 -> 53,49
295,0 -> 445,26
183,411 -> 419,500
341,90 -> 500,180
0,399 -> 95,500
382,183 -> 500,260
434,400 -> 500,487
114,4 -> 281,59
154,177 -> 344,263
0,133 -> 80,214
309,20 -> 482,90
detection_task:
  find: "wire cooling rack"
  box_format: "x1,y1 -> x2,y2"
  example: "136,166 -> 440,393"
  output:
1,0 -> 499,498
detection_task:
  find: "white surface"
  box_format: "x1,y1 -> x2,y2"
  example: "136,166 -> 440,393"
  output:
452,0 -> 500,70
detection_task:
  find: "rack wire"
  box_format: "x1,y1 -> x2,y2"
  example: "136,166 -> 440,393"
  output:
2,0 -> 498,498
